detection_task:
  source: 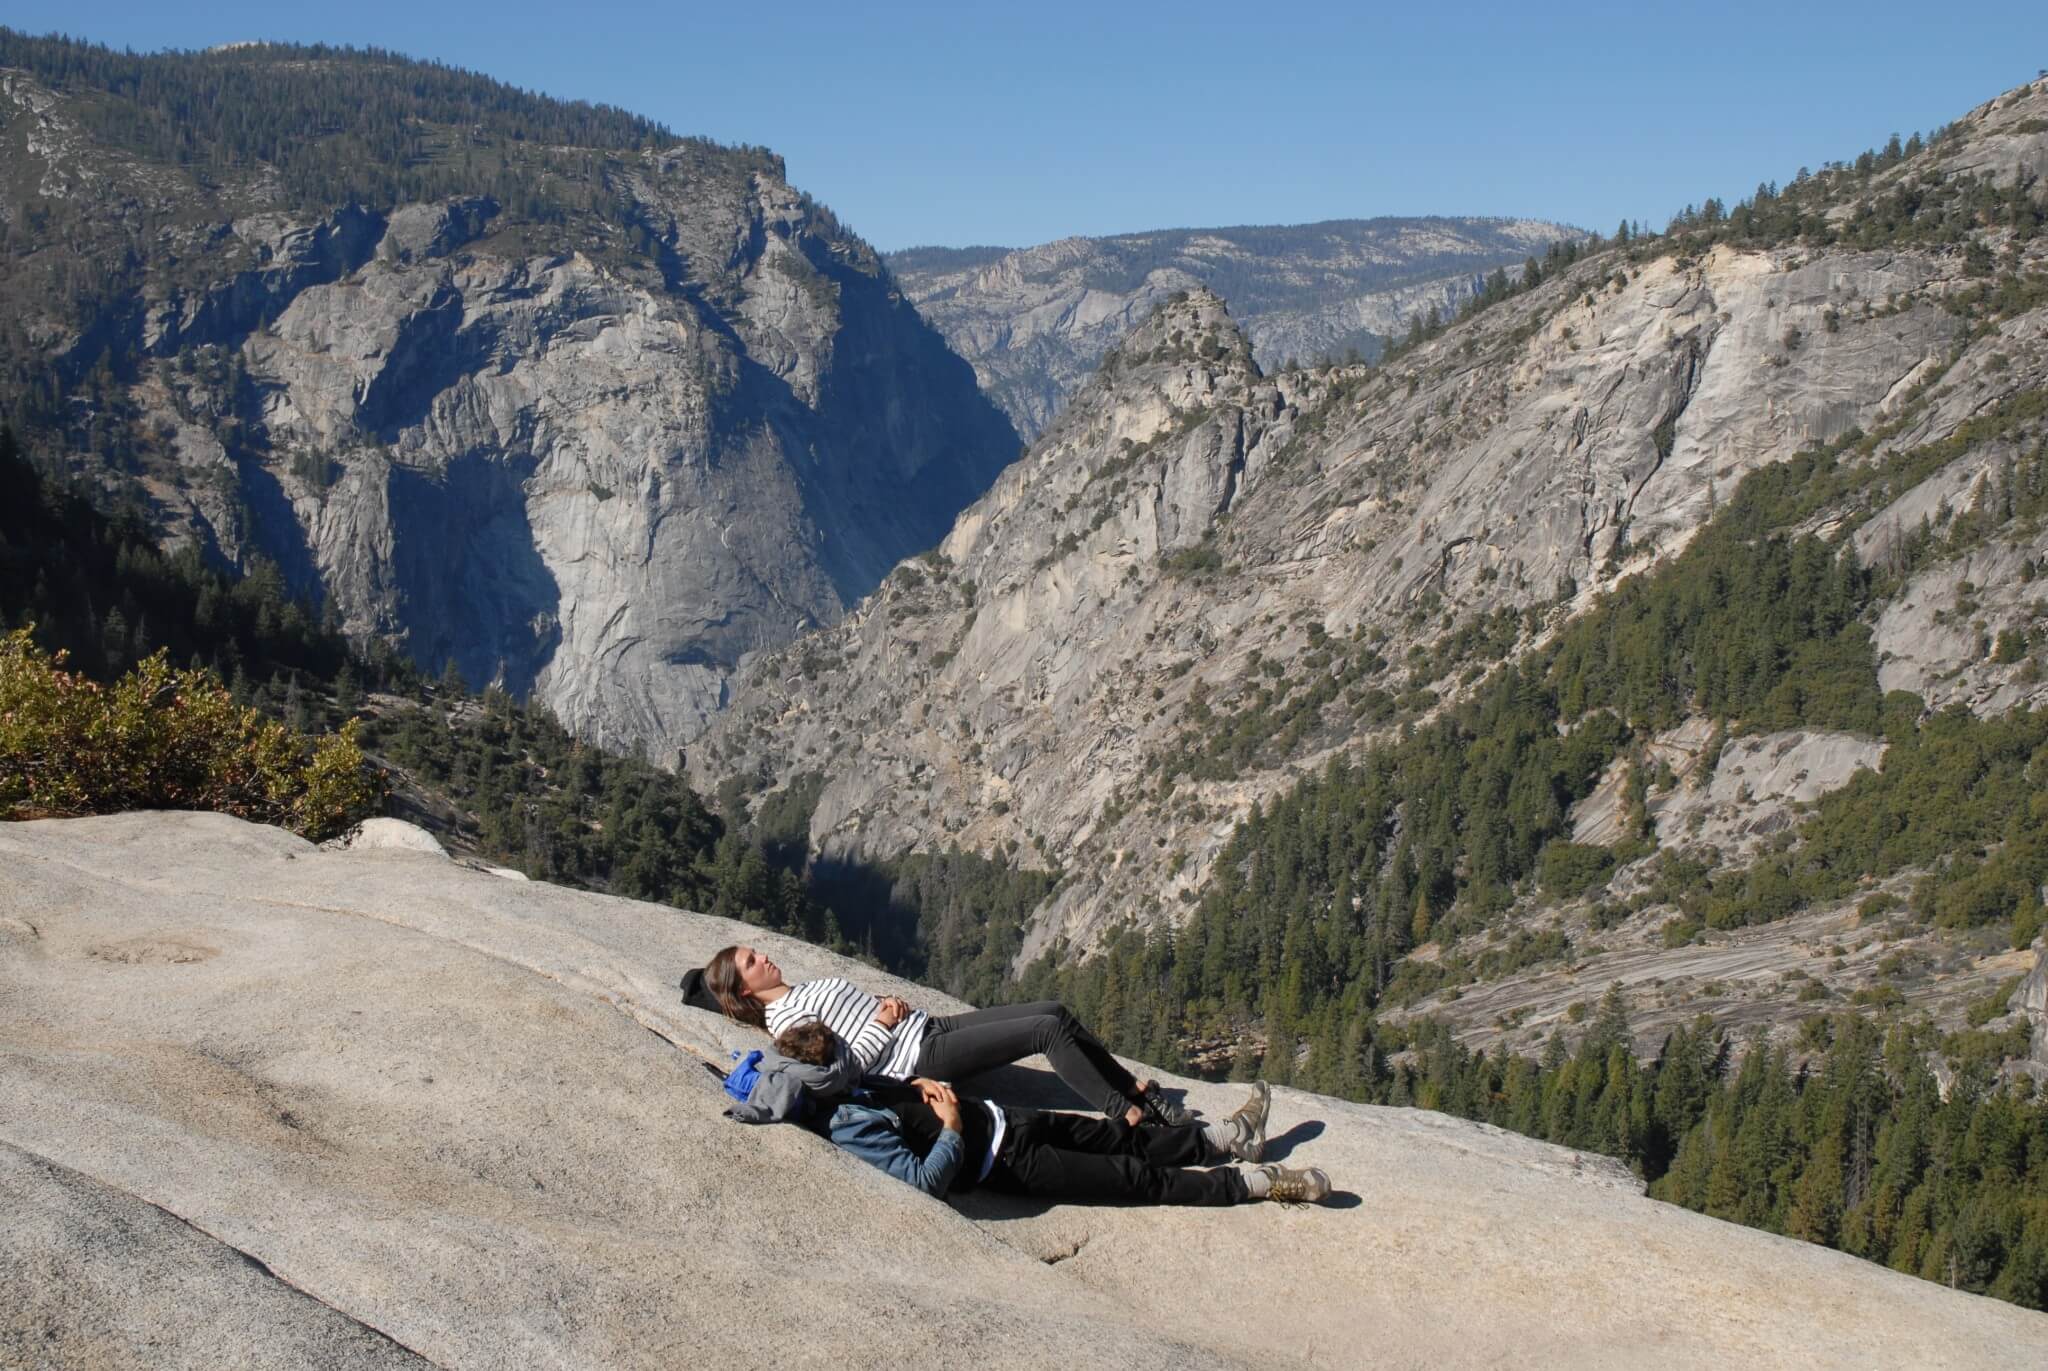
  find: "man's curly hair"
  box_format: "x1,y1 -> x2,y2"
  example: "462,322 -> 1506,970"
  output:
773,1017 -> 837,1067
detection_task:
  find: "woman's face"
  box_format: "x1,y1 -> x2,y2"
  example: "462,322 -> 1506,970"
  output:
735,946 -> 784,996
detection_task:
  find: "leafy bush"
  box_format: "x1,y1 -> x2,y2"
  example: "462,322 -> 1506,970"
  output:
1538,840 -> 1617,898
0,630 -> 380,840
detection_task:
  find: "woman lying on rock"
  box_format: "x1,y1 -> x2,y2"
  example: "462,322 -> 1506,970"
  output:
702,944 -> 1190,1128
772,1019 -> 1331,1206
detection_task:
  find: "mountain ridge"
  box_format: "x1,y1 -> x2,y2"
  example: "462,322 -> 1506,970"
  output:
885,214 -> 1583,438
697,75 -> 2048,1074
0,30 -> 1019,759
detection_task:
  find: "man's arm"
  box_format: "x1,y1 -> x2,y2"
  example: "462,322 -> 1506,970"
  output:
830,1104 -> 963,1198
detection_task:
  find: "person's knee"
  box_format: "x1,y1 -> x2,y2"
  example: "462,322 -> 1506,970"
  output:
1039,1011 -> 1080,1047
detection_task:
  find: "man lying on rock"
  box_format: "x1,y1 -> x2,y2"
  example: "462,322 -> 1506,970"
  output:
770,1019 -> 1333,1207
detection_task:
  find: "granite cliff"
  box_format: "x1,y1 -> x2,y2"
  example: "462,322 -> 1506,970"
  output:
5,810 -> 2043,1368
0,37 -> 1017,758
887,217 -> 1581,439
697,78 -> 2048,1062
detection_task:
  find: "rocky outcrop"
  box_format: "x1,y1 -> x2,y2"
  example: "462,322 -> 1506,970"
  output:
700,237 -> 1973,952
700,78 -> 2048,973
5,810 -> 2044,1369
0,62 -> 1018,759
1650,729 -> 1888,862
2020,934 -> 2048,1071
888,217 -> 1581,438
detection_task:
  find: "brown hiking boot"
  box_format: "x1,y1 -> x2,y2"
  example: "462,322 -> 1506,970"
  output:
1224,1081 -> 1271,1162
1257,1163 -> 1331,1205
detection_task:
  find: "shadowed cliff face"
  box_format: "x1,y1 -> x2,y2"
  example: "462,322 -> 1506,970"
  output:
1,67 -> 1018,760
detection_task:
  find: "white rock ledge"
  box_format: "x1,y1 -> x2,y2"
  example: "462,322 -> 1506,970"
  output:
2,811 -> 2042,1369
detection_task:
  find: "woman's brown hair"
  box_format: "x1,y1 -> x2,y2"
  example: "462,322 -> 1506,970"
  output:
704,945 -> 767,1028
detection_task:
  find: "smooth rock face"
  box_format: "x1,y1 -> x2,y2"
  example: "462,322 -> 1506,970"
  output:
2019,936 -> 2048,1070
1650,729 -> 1888,863
4,810 -> 2045,1369
251,197 -> 1013,758
334,816 -> 449,856
0,1143 -> 432,1369
1,71 -> 1019,759
889,217 -> 1581,439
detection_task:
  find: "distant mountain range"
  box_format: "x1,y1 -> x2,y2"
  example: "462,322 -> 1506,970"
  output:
886,217 -> 1581,437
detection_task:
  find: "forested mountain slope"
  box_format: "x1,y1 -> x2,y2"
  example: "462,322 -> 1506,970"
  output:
888,216 -> 1579,438
691,81 -> 2048,1302
699,76 -> 2048,1068
0,31 -> 1017,759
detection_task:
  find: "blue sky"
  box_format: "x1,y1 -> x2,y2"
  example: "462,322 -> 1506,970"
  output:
6,2 -> 2045,250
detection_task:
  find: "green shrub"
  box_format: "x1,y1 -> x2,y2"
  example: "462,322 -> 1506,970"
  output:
1662,915 -> 1703,947
2015,894 -> 2046,951
1161,539 -> 1223,578
1539,840 -> 1617,898
1966,976 -> 2024,1028
0,629 -> 381,840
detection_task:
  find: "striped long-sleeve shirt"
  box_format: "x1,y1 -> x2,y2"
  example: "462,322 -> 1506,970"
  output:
763,977 -> 930,1080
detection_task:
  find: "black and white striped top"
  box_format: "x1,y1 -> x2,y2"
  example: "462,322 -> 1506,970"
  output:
764,977 -> 930,1080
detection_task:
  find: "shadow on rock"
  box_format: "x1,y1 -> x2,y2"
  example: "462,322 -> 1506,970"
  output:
950,1063 -> 1094,1113
1262,1119 -> 1325,1162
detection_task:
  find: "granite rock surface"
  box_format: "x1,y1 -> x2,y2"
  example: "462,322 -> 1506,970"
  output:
4,810 -> 2045,1369
700,79 -> 2048,977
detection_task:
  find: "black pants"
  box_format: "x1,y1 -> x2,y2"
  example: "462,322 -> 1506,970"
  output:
983,1110 -> 1246,1207
914,1001 -> 1144,1118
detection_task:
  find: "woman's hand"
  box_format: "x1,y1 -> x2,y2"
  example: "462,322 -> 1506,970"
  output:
875,995 -> 911,1028
912,1077 -> 962,1131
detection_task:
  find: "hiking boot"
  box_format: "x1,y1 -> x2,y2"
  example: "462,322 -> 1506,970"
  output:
1138,1082 -> 1193,1127
1257,1163 -> 1331,1205
1224,1081 -> 1271,1162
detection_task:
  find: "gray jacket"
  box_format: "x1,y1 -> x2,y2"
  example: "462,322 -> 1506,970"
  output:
723,1044 -> 858,1125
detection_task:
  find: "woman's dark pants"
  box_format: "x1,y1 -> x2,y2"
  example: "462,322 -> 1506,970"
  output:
913,1001 -> 1145,1118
